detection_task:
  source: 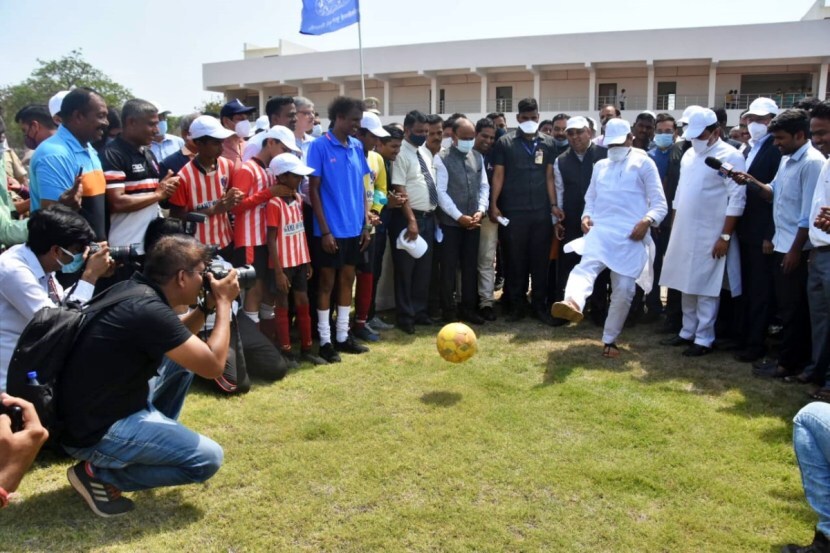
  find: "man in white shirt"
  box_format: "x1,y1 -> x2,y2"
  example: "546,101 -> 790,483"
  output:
0,205 -> 112,390
148,105 -> 184,162
552,119 -> 667,357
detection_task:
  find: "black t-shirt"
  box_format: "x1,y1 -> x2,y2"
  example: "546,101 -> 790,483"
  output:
160,150 -> 191,176
491,130 -> 555,214
58,274 -> 193,447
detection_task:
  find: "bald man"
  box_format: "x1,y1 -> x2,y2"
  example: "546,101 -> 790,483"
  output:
434,117 -> 490,325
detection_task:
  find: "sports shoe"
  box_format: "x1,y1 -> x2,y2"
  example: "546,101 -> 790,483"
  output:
334,334 -> 369,354
367,316 -> 394,331
782,530 -> 830,553
280,350 -> 299,370
67,461 -> 134,517
319,342 -> 341,363
299,349 -> 328,365
353,326 -> 380,342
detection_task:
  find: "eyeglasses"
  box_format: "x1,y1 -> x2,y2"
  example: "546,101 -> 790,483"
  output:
297,110 -> 314,117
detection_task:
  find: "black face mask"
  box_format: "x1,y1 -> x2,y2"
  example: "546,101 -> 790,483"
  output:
409,134 -> 427,147
495,127 -> 507,140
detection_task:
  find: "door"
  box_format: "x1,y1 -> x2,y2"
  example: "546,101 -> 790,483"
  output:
657,81 -> 677,110
496,86 -> 513,112
598,83 -> 617,109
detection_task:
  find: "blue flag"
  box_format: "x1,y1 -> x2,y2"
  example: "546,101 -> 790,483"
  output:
300,0 -> 360,35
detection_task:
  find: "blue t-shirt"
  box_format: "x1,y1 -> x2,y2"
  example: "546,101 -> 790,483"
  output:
306,132 -> 370,238
647,147 -> 671,183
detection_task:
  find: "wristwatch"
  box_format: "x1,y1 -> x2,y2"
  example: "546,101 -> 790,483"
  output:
720,233 -> 731,242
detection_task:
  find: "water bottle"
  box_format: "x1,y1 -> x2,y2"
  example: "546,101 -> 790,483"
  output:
27,371 -> 40,386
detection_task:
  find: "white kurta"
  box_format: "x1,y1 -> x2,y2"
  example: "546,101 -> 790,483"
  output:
581,149 -> 668,280
660,139 -> 746,297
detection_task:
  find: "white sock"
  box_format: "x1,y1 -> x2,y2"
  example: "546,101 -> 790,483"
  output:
259,303 -> 275,320
336,305 -> 351,342
317,309 -> 331,345
244,310 -> 260,323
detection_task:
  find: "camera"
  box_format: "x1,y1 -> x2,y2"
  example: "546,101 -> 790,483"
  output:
0,403 -> 24,433
89,241 -> 145,264
182,212 -> 207,236
204,259 -> 257,290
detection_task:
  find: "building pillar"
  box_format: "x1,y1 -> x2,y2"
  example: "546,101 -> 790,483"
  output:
707,60 -> 718,107
258,88 -> 266,116
587,63 -> 596,112
527,65 -> 541,105
430,76 -> 438,114
819,62 -> 829,101
382,79 -> 390,115
473,68 -> 488,114
646,60 -> 655,111
339,82 -> 346,96
295,83 -> 304,97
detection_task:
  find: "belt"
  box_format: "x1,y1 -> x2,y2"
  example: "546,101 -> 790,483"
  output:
411,209 -> 435,218
816,245 -> 830,253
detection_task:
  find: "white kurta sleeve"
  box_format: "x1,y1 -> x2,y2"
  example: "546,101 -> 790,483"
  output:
478,153 -> 489,213
582,166 -> 599,220
553,158 -> 564,209
641,157 -> 668,225
724,151 -> 747,217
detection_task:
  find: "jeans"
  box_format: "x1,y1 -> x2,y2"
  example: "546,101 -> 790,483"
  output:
793,402 -> 830,536
64,359 -> 224,492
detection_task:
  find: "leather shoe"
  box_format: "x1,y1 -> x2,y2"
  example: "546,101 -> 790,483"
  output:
414,316 -> 437,326
734,349 -> 765,362
459,308 -> 485,325
682,344 -> 712,357
659,335 -> 692,347
399,323 -> 415,335
479,306 -> 497,321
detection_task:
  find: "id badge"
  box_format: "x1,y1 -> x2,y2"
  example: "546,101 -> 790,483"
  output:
534,149 -> 544,165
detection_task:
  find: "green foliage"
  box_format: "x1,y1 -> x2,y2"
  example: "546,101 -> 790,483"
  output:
197,95 -> 225,117
0,49 -> 131,148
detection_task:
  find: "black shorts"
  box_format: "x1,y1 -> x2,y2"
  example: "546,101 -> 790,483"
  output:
355,236 -> 376,273
311,235 -> 362,269
233,244 -> 269,278
267,263 -> 310,295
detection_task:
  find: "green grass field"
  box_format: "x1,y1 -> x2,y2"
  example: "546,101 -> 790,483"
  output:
0,314 -> 818,552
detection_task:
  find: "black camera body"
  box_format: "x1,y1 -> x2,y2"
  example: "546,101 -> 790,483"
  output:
204,259 -> 257,290
0,403 -> 24,433
89,241 -> 145,264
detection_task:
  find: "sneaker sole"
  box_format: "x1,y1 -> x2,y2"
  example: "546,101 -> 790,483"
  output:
67,466 -> 131,518
551,302 -> 583,323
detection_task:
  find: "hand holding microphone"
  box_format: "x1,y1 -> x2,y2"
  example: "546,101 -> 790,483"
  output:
704,156 -> 756,186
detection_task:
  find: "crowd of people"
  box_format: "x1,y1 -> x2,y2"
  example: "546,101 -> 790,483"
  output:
2,86 -> 830,550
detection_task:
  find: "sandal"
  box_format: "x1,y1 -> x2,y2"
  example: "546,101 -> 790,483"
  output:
810,388 -> 830,403
784,372 -> 811,384
602,343 -> 620,358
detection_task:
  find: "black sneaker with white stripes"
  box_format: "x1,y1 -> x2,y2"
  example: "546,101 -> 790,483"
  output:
67,461 -> 134,517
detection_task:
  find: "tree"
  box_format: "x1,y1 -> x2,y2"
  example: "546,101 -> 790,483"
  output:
0,49 -> 132,148
197,95 -> 226,117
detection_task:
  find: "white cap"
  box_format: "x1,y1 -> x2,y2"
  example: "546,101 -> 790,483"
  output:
49,90 -> 70,117
565,116 -> 589,131
254,115 -> 269,132
745,97 -> 779,117
150,101 -> 171,115
603,118 -> 631,145
682,108 -> 718,139
189,115 -> 235,140
678,105 -> 703,125
586,117 -> 598,131
396,229 -> 428,259
269,152 -> 314,176
360,112 -> 389,137
264,125 -> 301,152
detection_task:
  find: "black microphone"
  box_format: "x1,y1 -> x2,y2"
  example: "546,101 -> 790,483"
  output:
704,156 -> 736,177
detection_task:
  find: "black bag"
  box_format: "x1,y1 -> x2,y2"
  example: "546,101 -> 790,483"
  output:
5,282 -> 152,446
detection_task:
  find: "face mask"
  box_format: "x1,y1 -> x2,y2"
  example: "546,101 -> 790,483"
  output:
409,133 -> 427,147
554,138 -> 569,148
606,147 -> 631,162
691,138 -> 713,155
495,128 -> 507,140
157,120 -> 168,136
441,137 -> 453,150
57,247 -> 85,274
456,139 -> 474,154
311,124 -> 323,138
518,120 -> 539,135
747,121 -> 768,141
654,134 -> 674,149
235,119 -> 251,138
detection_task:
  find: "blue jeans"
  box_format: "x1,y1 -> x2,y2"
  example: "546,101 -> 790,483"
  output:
793,402 -> 830,536
64,359 -> 223,492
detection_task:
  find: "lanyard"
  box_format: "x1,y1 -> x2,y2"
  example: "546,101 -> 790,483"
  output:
519,138 -> 539,158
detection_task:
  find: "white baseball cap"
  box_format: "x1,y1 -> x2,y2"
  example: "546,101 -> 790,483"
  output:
396,229 -> 428,259
360,111 -> 389,137
254,115 -> 270,132
264,125 -> 301,152
745,97 -> 779,117
603,118 -> 631,145
189,115 -> 235,140
269,153 -> 314,176
49,90 -> 70,117
677,105 -> 703,125
565,116 -> 589,131
682,108 -> 718,139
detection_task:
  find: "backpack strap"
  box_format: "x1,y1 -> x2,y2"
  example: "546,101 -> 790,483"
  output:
83,283 -> 156,316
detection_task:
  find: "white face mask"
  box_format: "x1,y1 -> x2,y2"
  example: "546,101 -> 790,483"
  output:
311,124 -> 323,138
747,121 -> 768,141
691,138 -> 713,155
440,137 -> 453,150
606,146 -> 631,162
456,139 -> 475,154
518,120 -> 539,135
235,119 -> 251,138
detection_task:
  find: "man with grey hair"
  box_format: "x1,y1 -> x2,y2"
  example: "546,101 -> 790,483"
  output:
102,99 -> 181,257
160,112 -> 200,175
293,96 -> 316,146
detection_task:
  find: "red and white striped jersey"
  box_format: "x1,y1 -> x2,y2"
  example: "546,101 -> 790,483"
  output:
231,158 -> 274,247
169,157 -> 234,248
265,194 -> 310,269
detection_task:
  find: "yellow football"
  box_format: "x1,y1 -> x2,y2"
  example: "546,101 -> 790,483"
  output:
436,322 -> 478,363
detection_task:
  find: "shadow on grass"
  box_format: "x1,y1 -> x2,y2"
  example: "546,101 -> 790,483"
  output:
2,487 -> 203,549
420,391 -> 462,407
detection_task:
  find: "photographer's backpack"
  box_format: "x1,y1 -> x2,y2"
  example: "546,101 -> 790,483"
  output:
6,282 -> 152,449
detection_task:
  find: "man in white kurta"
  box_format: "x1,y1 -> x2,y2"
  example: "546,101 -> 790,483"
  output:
660,108 -> 746,355
552,119 -> 668,355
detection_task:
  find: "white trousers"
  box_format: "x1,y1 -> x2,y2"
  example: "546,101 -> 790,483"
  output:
679,293 -> 720,347
564,259 -> 636,345
477,216 -> 499,308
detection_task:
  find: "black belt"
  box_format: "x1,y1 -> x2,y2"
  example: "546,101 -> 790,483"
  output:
411,209 -> 435,218
816,245 -> 830,253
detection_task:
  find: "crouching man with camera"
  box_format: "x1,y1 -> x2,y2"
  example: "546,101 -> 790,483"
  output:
59,233 -> 239,517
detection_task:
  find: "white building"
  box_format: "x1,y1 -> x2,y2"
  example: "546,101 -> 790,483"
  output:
203,2 -> 830,124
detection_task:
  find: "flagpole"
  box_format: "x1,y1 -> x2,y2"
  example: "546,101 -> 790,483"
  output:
358,16 -> 366,99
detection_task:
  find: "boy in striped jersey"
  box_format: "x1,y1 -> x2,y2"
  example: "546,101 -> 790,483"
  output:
266,154 -> 326,365
168,116 -> 243,261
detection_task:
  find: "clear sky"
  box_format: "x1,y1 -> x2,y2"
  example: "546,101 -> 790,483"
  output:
0,0 -> 817,114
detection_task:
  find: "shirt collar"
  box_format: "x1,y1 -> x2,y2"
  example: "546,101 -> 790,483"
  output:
57,124 -> 89,154
788,141 -> 811,162
324,131 -> 354,149
132,272 -> 170,305
20,244 -> 48,282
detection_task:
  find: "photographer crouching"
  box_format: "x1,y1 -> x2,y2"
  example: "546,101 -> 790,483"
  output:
58,233 -> 239,517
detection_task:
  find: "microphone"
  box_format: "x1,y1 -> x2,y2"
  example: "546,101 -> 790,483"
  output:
704,156 -> 736,177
